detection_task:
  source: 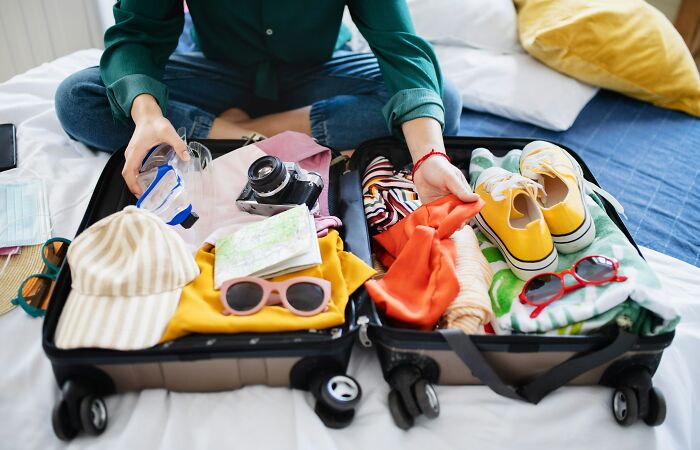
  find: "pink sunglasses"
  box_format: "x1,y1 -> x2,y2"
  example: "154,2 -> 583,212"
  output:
220,276 -> 331,316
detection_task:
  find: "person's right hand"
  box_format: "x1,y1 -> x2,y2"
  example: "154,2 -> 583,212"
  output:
413,154 -> 479,204
123,94 -> 189,197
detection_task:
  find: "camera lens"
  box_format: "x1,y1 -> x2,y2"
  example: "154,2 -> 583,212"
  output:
248,156 -> 290,199
256,165 -> 273,178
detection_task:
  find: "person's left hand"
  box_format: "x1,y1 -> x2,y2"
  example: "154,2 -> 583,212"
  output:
412,155 -> 480,204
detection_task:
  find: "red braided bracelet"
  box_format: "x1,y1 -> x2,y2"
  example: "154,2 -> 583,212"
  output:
411,150 -> 451,178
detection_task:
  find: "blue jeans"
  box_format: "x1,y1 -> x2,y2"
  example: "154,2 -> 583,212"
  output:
55,51 -> 462,152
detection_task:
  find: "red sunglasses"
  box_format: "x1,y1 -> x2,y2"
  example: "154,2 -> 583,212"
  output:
519,255 -> 628,319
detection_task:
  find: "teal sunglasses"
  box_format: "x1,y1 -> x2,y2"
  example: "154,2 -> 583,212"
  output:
11,237 -> 71,318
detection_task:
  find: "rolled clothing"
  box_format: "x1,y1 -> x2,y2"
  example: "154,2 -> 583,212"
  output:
439,225 -> 494,334
365,195 -> 484,330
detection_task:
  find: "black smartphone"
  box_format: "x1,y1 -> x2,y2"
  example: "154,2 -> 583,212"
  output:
0,123 -> 17,172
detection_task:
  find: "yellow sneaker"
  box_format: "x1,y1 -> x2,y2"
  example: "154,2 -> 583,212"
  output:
520,141 -> 605,254
474,167 -> 558,281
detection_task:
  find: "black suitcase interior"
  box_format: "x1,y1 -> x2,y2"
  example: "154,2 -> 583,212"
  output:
348,136 -> 674,430
42,139 -> 374,440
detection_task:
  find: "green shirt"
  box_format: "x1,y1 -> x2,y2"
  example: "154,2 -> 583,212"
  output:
101,0 -> 445,138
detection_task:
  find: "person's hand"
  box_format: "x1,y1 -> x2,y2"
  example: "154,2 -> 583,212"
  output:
412,155 -> 479,204
123,94 -> 189,197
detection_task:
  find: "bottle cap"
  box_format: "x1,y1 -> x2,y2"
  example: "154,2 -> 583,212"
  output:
180,211 -> 199,229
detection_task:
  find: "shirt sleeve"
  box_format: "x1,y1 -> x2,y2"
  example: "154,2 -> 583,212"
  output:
100,1 -> 184,124
347,0 -> 445,139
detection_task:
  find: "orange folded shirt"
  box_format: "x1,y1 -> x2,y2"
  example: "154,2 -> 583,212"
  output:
365,195 -> 484,330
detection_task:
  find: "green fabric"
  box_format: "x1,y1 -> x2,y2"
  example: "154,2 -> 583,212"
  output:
468,148 -> 680,336
382,88 -> 445,138
468,147 -> 522,187
476,196 -> 679,336
101,0 -> 444,136
104,74 -> 170,122
190,22 -> 353,66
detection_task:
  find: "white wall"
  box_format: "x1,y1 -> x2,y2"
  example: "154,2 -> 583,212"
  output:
0,0 -> 114,82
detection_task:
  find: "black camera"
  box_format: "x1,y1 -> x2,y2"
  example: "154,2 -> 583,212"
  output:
236,155 -> 324,216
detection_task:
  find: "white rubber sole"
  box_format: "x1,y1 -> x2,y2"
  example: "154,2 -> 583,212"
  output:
474,213 -> 558,281
551,204 -> 596,254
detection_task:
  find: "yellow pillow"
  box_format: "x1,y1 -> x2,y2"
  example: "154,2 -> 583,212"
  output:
515,0 -> 700,116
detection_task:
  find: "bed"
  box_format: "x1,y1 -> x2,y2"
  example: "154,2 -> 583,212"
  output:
459,91 -> 700,267
0,50 -> 698,450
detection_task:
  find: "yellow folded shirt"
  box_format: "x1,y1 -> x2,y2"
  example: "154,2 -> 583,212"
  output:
160,230 -> 376,342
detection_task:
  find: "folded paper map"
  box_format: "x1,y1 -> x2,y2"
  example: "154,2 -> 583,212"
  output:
214,205 -> 321,288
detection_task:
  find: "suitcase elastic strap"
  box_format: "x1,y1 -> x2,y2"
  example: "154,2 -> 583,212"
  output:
439,329 -> 638,404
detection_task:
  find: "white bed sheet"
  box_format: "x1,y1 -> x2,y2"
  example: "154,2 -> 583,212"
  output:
341,9 -> 598,132
0,50 -> 698,450
0,49 -> 109,240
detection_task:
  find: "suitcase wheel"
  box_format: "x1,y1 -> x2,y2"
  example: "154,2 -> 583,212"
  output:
612,367 -> 666,427
612,386 -> 639,426
319,374 -> 362,412
310,373 -> 361,429
389,366 -> 421,418
413,379 -> 440,419
390,380 -> 440,428
52,400 -> 78,442
314,400 -> 355,429
387,366 -> 440,428
388,389 -> 414,430
643,387 -> 667,427
51,379 -> 108,441
79,395 -> 108,436
398,387 -> 421,418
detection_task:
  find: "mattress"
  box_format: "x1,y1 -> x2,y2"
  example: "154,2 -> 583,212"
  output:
459,91 -> 700,267
0,50 -> 698,450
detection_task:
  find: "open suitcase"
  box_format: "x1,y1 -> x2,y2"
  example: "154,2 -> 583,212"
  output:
348,136 -> 675,430
42,139 -> 373,440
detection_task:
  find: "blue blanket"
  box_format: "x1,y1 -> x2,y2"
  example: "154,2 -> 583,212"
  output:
458,90 -> 700,267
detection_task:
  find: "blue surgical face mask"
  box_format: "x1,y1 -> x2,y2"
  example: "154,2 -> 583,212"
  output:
0,179 -> 50,248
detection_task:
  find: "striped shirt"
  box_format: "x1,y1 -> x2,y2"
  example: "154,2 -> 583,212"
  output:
362,156 -> 421,235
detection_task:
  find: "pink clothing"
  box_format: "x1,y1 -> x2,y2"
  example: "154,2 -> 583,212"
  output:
176,145 -> 266,250
176,132 -> 340,251
256,131 -> 332,216
315,216 -> 343,238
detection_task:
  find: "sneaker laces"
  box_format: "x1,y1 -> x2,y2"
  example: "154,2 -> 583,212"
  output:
482,171 -> 545,203
521,150 -> 626,216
